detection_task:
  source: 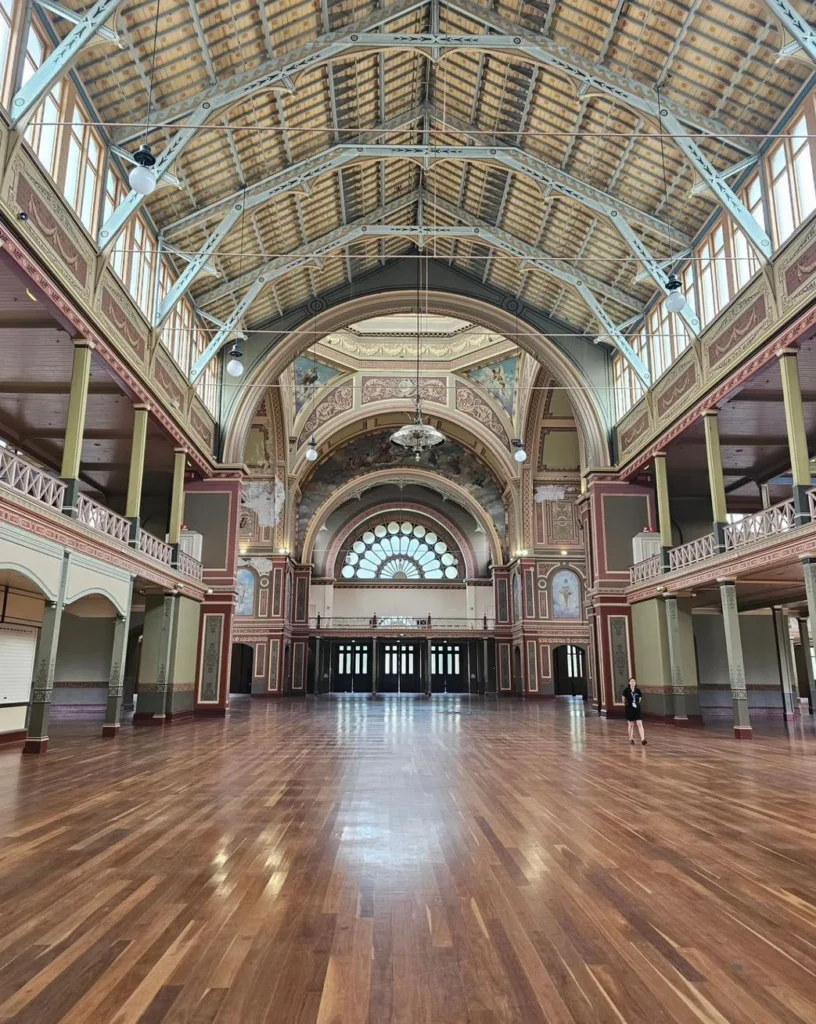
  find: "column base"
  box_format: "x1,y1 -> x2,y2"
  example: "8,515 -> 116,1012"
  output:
194,707 -> 227,717
132,711 -> 166,725
784,711 -> 798,722
101,723 -> 120,738
368,693 -> 382,701
23,737 -> 49,754
733,726 -> 753,740
674,715 -> 704,727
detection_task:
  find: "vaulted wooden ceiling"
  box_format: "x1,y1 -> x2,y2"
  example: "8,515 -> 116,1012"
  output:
65,0 -> 814,334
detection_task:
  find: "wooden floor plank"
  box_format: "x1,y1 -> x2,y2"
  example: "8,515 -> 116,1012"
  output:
1,697 -> 816,1023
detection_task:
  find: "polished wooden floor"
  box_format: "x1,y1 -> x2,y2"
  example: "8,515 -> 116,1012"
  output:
3,698 -> 816,1023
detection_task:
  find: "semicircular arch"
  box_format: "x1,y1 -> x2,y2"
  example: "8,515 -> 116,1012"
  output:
223,290 -> 609,469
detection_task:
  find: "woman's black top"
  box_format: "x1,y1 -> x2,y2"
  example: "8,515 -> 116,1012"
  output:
622,685 -> 643,721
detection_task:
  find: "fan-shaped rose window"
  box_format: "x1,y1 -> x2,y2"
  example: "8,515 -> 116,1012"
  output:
340,521 -> 460,581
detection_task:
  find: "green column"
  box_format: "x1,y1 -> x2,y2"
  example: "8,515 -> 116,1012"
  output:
135,594 -> 177,722
168,448 -> 187,548
772,607 -> 798,721
103,608 -> 132,737
653,453 -> 672,560
24,554 -> 69,753
60,342 -> 93,511
664,596 -> 687,722
719,581 -> 752,739
779,349 -> 812,524
125,405 -> 150,541
703,411 -> 728,549
370,636 -> 379,699
797,615 -> 816,714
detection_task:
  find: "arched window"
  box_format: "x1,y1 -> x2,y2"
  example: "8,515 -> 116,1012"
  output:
340,521 -> 460,581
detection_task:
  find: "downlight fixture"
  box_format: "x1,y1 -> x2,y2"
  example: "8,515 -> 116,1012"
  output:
511,439 -> 528,463
129,144 -> 157,195
665,272 -> 684,313
226,344 -> 244,377
305,438 -> 319,462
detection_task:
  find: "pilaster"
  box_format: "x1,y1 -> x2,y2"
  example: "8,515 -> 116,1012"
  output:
718,581 -> 752,739
797,615 -> 816,714
23,553 -> 69,754
664,596 -> 702,725
102,609 -> 131,737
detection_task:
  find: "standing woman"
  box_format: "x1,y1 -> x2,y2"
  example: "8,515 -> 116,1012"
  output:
623,677 -> 647,745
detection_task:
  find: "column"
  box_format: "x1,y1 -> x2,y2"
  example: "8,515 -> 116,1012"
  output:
653,453 -> 672,564
425,637 -> 432,696
24,554 -> 69,753
719,581 -> 752,739
797,615 -> 816,713
125,404 -> 150,543
703,411 -> 728,550
772,607 -> 798,721
370,636 -> 379,699
60,341 -> 93,512
664,596 -> 701,725
778,348 -> 812,525
134,593 -> 177,723
103,610 -> 131,737
168,448 -> 187,551
313,636 -> 321,694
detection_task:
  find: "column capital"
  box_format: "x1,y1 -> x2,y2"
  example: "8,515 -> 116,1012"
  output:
133,402 -> 151,412
702,408 -> 719,418
776,345 -> 800,359
71,336 -> 95,350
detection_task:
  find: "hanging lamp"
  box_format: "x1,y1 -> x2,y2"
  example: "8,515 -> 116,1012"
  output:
129,0 -> 161,195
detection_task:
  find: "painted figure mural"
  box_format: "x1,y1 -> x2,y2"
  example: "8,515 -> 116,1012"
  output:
293,357 -> 342,413
465,356 -> 519,417
551,569 -> 580,620
235,568 -> 256,617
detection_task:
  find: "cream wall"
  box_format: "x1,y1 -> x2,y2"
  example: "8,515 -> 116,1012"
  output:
693,610 -> 784,714
52,614 -> 115,706
631,598 -> 671,714
332,586 -> 468,619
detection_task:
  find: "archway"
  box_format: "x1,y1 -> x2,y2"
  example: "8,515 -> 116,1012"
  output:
222,290 -> 610,470
230,643 -> 254,694
553,644 -> 587,699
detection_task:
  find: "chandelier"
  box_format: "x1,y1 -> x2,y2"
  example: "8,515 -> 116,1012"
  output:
391,212 -> 446,460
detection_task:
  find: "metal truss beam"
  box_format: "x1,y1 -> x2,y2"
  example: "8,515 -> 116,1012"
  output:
10,0 -> 126,128
35,0 -> 121,44
762,0 -> 816,64
191,192 -> 650,386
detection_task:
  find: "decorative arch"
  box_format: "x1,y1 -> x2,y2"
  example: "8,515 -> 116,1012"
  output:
63,587 -> 129,617
0,563 -> 56,601
223,290 -> 610,469
301,469 -> 504,567
324,502 -> 479,580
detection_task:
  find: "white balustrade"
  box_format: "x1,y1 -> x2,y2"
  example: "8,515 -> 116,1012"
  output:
75,494 -> 130,544
668,533 -> 716,571
0,448 -> 65,510
629,554 -> 662,585
723,500 -> 796,552
138,530 -> 173,566
177,550 -> 204,581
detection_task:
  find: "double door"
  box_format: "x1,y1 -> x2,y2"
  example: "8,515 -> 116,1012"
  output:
431,642 -> 469,693
332,641 -> 372,693
379,641 -> 422,693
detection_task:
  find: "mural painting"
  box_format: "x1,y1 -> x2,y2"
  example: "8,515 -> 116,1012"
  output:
236,568 -> 256,617
297,429 -> 506,546
293,357 -> 342,413
551,569 -> 580,620
465,356 -> 519,417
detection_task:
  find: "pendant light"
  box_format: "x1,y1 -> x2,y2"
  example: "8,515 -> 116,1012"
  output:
129,0 -> 161,195
511,439 -> 528,463
224,186 -> 248,377
657,85 -> 683,313
390,215 -> 445,460
304,305 -> 320,462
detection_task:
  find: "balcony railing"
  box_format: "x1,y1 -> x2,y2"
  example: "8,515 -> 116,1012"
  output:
0,448 -> 66,510
629,554 -> 662,584
177,549 -> 204,581
723,499 -> 796,552
310,615 -> 496,630
75,494 -> 130,544
668,533 -> 716,571
138,529 -> 172,566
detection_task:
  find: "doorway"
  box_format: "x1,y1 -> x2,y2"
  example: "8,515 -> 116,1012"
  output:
230,643 -> 254,694
553,644 -> 587,698
431,641 -> 468,693
332,641 -> 372,693
380,640 -> 422,693
513,645 -> 523,694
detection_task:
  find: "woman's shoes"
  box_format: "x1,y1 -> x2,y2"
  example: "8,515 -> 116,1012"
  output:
629,738 -> 635,745
641,739 -> 647,745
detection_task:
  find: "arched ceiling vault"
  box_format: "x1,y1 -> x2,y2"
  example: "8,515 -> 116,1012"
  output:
30,0 -> 810,393
224,289 -> 609,467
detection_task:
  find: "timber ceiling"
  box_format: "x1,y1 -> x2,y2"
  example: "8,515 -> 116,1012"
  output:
65,0 -> 813,336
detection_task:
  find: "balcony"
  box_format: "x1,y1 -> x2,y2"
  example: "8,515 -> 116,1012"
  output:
0,447 -> 202,584
310,616 -> 496,631
630,495 -> 813,587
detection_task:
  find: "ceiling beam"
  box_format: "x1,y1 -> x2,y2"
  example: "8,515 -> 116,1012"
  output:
762,0 -> 816,63
190,191 -> 650,387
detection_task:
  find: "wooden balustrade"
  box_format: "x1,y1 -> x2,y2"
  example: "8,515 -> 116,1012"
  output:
75,494 -> 130,544
668,533 -> 716,571
138,530 -> 173,565
629,554 -> 662,585
723,500 -> 796,552
0,448 -> 66,510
